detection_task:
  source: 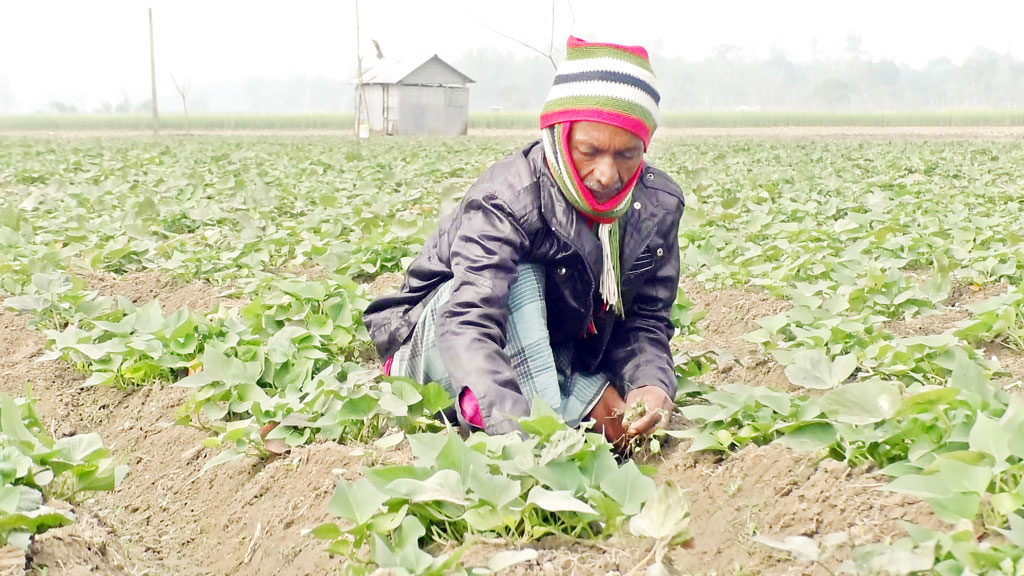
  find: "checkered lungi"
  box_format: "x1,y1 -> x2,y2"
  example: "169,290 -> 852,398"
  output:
390,263 -> 609,427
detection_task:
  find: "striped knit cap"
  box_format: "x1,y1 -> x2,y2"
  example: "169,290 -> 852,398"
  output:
540,36 -> 659,317
540,36 -> 660,148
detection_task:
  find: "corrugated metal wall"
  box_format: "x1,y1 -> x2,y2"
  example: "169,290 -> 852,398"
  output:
397,85 -> 469,135
359,56 -> 472,135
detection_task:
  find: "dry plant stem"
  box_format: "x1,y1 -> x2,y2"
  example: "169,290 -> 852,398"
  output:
625,541 -> 661,576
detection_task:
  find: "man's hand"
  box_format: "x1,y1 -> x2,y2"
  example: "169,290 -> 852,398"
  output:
587,384 -> 628,448
623,386 -> 674,440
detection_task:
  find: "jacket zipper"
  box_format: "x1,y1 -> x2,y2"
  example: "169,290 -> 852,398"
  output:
549,227 -> 596,331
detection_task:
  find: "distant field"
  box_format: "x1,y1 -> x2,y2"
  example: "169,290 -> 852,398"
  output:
6,109 -> 1024,131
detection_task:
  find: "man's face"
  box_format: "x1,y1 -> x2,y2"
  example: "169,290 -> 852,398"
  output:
568,121 -> 644,204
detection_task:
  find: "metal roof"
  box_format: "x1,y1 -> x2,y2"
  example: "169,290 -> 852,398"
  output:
358,54 -> 474,86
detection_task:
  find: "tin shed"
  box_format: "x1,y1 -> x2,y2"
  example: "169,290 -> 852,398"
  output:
357,54 -> 474,136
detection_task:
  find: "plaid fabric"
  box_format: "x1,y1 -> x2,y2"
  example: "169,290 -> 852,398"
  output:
391,263 -> 609,428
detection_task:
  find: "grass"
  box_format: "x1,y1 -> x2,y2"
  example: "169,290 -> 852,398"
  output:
0,113 -> 356,131
471,110 -> 1024,129
4,109 -> 1024,132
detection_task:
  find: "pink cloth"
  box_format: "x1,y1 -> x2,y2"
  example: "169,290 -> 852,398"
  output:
559,120 -> 645,217
567,35 -> 650,60
541,108 -> 654,150
459,388 -> 484,428
381,356 -> 394,376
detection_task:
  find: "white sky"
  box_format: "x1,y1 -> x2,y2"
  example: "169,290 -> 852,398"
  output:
1,0 -> 1022,112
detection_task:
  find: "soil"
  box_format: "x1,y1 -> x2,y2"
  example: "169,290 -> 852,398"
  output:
886,279 -> 1010,338
654,441 -> 939,575
7,269 -> 1015,575
0,279 -> 356,576
674,276 -> 794,392
883,280 -> 1024,385
366,272 -> 405,298
84,270 -> 243,313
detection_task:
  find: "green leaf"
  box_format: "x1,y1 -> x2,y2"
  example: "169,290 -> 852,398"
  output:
365,466 -> 433,490
337,395 -> 379,420
969,413 -> 1010,465
948,347 -> 997,409
928,492 -> 981,523
469,466 -> 520,509
936,457 -> 992,495
579,447 -> 619,487
990,492 -> 1024,516
993,513 -> 1024,548
519,401 -> 565,439
599,460 -> 655,516
784,350 -> 857,390
820,378 -> 901,425
435,433 -> 488,479
310,522 -> 343,540
418,381 -> 454,414
628,482 -> 691,545
751,534 -> 820,563
389,378 -> 423,407
277,280 -> 327,300
778,422 -> 836,452
374,431 -> 405,450
201,447 -> 245,472
328,477 -> 388,525
386,469 -> 468,506
407,432 -> 448,466
885,474 -> 947,500
529,460 -> 585,493
463,504 -> 508,532
377,392 -> 409,417
524,486 -> 597,515
0,394 -> 38,446
537,428 -> 586,466
486,549 -> 538,572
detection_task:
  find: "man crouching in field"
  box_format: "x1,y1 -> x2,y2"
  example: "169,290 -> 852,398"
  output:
363,36 -> 684,449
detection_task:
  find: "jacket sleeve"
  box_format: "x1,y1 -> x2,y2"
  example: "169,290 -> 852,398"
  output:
435,192 -> 532,435
602,199 -> 683,400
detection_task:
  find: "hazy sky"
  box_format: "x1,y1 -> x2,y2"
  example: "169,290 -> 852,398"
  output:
1,0 -> 1022,113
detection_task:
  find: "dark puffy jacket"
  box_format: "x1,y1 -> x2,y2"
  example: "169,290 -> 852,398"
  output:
364,140 -> 685,434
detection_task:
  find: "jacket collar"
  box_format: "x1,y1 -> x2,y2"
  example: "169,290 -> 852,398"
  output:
527,142 -> 603,277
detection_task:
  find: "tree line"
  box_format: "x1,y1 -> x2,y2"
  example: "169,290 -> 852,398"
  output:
458,45 -> 1024,111
4,45 -> 1024,115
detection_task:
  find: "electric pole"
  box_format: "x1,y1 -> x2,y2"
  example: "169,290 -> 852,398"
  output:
149,8 -> 160,135
354,0 -> 368,140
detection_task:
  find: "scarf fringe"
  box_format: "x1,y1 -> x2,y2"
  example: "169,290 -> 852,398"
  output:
598,222 -> 624,317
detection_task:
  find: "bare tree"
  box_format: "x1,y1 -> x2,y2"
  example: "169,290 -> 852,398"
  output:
171,75 -> 192,134
464,0 -> 574,70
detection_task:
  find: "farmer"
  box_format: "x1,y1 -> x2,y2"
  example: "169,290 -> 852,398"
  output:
364,36 -> 684,448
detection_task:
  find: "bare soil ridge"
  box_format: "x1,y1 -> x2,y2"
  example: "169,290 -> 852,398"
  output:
3,270 -> 1003,574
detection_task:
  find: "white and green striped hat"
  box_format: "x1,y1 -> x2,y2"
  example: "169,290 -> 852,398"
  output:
540,36 -> 660,148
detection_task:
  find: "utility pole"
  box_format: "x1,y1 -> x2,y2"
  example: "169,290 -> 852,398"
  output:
149,7 -> 160,135
354,0 -> 368,141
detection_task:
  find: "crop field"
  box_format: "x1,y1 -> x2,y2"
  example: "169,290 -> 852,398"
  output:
1,133 -> 1023,575
9,110 -> 1024,133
